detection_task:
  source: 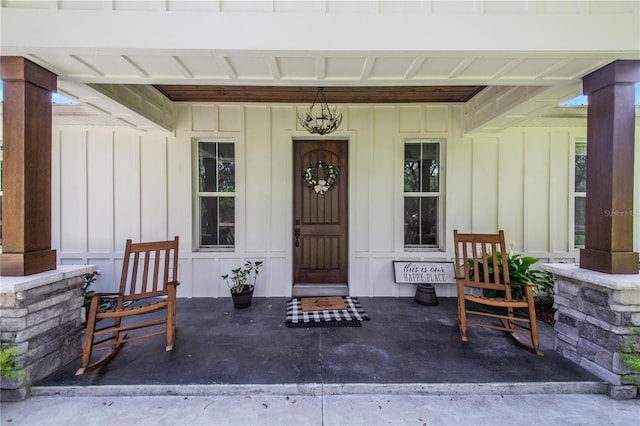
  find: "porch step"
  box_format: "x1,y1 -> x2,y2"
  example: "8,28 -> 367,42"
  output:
30,381 -> 609,398
292,284 -> 349,297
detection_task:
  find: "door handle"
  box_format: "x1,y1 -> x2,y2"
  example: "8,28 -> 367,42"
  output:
295,228 -> 300,247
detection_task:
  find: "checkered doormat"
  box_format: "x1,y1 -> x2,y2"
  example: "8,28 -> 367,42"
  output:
285,296 -> 370,328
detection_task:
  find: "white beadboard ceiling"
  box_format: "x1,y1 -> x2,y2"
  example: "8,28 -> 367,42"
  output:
1,0 -> 639,131
21,49 -> 631,132
30,51 -> 620,86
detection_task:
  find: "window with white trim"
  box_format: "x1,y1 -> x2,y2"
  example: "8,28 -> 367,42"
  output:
574,140 -> 587,247
404,139 -> 442,249
197,141 -> 235,249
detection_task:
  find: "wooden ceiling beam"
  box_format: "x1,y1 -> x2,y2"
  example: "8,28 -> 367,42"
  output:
153,85 -> 485,103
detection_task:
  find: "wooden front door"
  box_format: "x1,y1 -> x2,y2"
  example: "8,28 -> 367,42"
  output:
293,140 -> 348,286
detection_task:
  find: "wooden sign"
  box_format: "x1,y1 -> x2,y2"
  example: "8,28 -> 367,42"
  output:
393,261 -> 456,284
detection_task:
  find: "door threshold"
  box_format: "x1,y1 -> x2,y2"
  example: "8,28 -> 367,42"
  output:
292,284 -> 349,297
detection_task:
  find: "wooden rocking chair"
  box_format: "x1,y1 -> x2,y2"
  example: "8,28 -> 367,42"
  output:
453,230 -> 542,355
76,236 -> 180,375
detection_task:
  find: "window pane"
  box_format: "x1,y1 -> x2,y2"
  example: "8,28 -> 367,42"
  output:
219,196 -> 235,245
199,142 -> 218,192
217,143 -> 235,193
199,142 -> 235,193
404,143 -> 439,193
421,143 -> 439,192
575,197 -> 586,246
404,197 -> 420,245
575,142 -> 587,192
404,144 -> 421,192
200,197 -> 235,247
404,197 -> 438,247
420,197 -> 438,246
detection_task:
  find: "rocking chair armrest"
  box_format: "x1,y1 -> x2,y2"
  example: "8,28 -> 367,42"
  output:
167,280 -> 180,287
93,292 -> 122,297
89,292 -> 123,300
86,292 -> 123,309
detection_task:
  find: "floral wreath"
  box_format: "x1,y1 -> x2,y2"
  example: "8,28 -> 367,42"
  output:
303,161 -> 339,194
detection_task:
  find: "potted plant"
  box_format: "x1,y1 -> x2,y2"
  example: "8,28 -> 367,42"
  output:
221,261 -> 263,309
81,272 -> 97,325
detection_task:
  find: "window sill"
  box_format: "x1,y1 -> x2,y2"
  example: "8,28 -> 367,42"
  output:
404,247 -> 444,253
196,247 -> 235,253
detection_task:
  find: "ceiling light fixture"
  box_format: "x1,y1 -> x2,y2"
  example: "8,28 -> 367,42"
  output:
298,87 -> 342,135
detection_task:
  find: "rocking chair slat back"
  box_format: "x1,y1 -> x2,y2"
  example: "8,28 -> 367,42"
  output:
120,239 -> 179,301
456,232 -> 511,294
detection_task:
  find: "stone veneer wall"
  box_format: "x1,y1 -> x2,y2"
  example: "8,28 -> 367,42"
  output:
0,265 -> 97,401
542,263 -> 640,400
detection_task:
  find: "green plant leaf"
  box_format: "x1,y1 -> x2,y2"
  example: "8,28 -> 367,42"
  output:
0,344 -> 25,381
471,250 -> 555,300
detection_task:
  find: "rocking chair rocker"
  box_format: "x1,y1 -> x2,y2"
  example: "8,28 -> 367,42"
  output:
453,230 -> 542,355
76,236 -> 180,375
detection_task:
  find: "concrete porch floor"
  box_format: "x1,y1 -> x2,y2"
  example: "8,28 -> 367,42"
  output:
6,297 -> 640,426
35,297 -> 605,394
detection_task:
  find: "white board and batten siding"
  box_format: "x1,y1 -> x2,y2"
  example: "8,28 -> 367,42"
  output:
50,104 -> 640,298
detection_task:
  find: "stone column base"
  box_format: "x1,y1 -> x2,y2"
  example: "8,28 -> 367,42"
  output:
1,265 -> 97,401
542,263 -> 640,400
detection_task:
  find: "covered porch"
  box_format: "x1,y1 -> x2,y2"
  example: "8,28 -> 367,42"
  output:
35,297 -> 603,395
1,0 -> 639,407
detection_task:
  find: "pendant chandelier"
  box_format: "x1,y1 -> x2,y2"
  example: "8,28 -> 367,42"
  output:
298,87 -> 343,135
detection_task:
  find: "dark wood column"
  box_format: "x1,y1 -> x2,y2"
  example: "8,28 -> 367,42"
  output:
1,57 -> 57,276
580,60 -> 639,275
